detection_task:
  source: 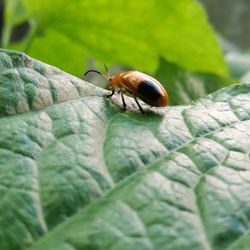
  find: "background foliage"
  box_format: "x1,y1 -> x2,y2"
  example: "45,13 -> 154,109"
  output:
1,0 -> 227,77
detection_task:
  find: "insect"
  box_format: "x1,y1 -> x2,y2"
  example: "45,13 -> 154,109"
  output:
84,65 -> 168,113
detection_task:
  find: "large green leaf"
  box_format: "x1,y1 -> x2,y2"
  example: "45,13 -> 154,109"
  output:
0,50 -> 250,250
0,49 -> 103,117
8,0 -> 227,76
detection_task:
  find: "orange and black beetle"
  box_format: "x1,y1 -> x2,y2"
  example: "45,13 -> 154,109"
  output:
84,65 -> 168,113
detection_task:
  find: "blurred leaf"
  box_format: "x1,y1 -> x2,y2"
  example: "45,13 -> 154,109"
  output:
217,35 -> 250,83
229,232 -> 250,250
1,49 -> 250,250
155,58 -> 233,105
241,71 -> 250,83
15,0 -> 228,76
217,34 -> 241,54
225,51 -> 250,79
1,0 -> 26,48
4,0 -> 26,25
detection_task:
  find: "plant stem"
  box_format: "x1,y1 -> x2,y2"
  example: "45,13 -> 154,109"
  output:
1,25 -> 10,48
23,20 -> 37,53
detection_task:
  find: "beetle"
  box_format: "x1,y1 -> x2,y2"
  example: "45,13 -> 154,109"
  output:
84,65 -> 168,113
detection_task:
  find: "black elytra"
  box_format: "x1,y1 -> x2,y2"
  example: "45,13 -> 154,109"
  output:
137,80 -> 162,101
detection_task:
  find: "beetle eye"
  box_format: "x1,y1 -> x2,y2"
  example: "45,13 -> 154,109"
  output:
109,78 -> 112,81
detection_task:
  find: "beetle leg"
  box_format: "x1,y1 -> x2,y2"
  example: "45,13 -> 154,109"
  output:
119,90 -> 127,111
133,96 -> 145,113
105,89 -> 115,98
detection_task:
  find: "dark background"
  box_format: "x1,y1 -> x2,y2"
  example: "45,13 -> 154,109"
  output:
201,0 -> 250,50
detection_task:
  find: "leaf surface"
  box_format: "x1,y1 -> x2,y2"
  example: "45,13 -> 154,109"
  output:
0,50 -> 249,250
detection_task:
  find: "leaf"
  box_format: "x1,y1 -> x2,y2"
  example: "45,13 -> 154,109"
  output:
0,50 -> 250,250
1,0 -> 27,48
0,49 -> 103,117
15,0 -> 227,76
155,58 -> 234,105
225,51 -> 250,79
228,231 -> 250,250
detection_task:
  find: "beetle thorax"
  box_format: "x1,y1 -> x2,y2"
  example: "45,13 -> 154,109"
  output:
110,74 -> 123,89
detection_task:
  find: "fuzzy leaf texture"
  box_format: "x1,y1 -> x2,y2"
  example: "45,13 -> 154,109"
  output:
0,50 -> 250,250
11,0 -> 228,76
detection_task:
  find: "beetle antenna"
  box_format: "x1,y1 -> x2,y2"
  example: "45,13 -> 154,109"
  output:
104,64 -> 111,80
84,69 -> 109,81
84,70 -> 102,76
84,67 -> 111,81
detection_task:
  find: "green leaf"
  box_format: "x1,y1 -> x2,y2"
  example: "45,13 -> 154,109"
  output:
0,49 -> 103,117
0,50 -> 250,250
1,0 -> 27,48
155,58 -> 234,105
228,231 -> 250,250
15,0 -> 227,76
